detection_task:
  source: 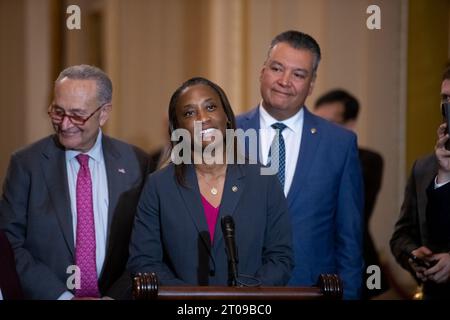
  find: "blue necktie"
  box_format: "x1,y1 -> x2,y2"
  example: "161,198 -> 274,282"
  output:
268,123 -> 287,187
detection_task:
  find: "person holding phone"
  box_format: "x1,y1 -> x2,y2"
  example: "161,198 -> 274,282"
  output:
390,67 -> 450,299
442,102 -> 450,150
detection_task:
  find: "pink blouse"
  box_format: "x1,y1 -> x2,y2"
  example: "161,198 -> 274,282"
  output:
200,194 -> 220,244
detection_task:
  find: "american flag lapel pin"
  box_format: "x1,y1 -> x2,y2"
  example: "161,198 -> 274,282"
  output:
118,168 -> 126,174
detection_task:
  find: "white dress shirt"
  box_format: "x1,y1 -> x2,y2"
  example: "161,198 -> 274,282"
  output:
434,176 -> 450,189
59,130 -> 109,299
259,104 -> 303,196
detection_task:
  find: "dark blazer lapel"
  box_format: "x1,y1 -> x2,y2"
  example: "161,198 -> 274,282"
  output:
287,108 -> 321,206
241,107 -> 261,161
416,157 -> 438,243
102,136 -> 127,243
41,136 -> 75,257
177,165 -> 211,250
212,165 -> 245,252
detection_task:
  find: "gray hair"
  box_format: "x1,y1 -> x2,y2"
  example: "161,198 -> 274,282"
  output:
55,64 -> 112,106
268,30 -> 321,75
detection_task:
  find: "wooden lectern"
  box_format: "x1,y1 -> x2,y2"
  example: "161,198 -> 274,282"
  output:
132,273 -> 342,300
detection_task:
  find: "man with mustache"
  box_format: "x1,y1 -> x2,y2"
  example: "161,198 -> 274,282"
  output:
0,65 -> 152,299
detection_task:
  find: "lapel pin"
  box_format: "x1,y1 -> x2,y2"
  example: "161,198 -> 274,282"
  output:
118,168 -> 126,174
232,186 -> 238,192
311,128 -> 317,134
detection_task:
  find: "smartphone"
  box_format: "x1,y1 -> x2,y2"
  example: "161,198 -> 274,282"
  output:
441,102 -> 450,150
407,252 -> 433,269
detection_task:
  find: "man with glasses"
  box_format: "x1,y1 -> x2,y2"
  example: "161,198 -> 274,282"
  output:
0,65 -> 153,299
391,67 -> 450,299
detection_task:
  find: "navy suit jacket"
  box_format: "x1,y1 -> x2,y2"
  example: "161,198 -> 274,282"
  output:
127,163 -> 294,286
237,106 -> 364,299
0,134 -> 151,299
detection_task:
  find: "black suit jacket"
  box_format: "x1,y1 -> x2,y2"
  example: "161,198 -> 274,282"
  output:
358,148 -> 389,298
127,163 -> 294,286
0,230 -> 23,300
391,154 -> 450,298
0,134 -> 152,299
359,148 -> 383,223
391,154 -> 438,269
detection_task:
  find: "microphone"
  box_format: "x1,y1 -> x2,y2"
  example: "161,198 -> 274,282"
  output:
221,215 -> 238,286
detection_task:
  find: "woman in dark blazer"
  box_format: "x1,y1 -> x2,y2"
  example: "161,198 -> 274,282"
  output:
127,77 -> 293,286
0,230 -> 23,299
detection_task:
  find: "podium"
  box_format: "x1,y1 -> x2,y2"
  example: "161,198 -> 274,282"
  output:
132,273 -> 342,300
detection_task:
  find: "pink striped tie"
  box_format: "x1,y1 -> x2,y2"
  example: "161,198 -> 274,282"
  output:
75,154 -> 100,297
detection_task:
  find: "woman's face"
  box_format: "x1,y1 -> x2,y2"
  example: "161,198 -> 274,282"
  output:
175,83 -> 228,149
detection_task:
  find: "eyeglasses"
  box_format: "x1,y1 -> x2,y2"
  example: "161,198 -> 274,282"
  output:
48,104 -> 106,126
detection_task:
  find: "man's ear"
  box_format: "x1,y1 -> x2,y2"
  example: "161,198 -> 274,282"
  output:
308,74 -> 316,96
99,103 -> 112,126
259,63 -> 267,83
344,119 -> 357,132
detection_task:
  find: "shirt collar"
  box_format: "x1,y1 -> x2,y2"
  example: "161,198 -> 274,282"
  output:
66,130 -> 104,163
259,102 -> 304,134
